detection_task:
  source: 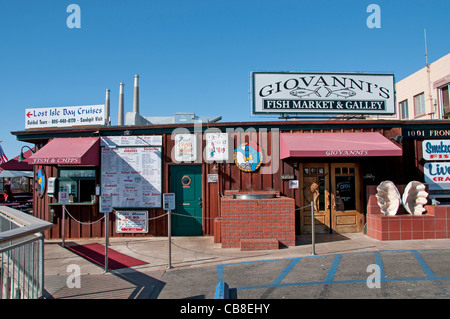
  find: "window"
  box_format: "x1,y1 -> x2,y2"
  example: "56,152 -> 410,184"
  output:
439,84 -> 450,119
414,93 -> 426,117
58,169 -> 97,203
334,165 -> 357,211
399,99 -> 409,119
303,166 -> 326,211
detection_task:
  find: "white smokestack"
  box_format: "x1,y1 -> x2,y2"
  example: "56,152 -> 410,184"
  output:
118,82 -> 125,125
133,74 -> 139,114
105,89 -> 110,126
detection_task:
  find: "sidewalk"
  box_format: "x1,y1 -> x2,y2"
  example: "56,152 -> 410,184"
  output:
44,233 -> 450,299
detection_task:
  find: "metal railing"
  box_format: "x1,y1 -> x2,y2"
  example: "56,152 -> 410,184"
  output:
0,206 -> 52,299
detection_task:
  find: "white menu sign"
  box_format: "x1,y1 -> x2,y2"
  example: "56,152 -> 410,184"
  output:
115,211 -> 148,233
101,136 -> 162,208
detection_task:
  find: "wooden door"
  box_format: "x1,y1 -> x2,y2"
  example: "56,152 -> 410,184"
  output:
299,163 -> 330,234
330,163 -> 363,233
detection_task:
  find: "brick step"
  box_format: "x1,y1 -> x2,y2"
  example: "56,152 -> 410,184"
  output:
240,238 -> 279,251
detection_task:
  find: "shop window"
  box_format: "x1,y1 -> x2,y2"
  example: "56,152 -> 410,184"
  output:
414,92 -> 426,117
1,176 -> 32,193
58,169 -> 97,203
335,175 -> 356,211
334,165 -> 357,211
399,99 -> 409,119
303,166 -> 326,211
439,84 -> 450,119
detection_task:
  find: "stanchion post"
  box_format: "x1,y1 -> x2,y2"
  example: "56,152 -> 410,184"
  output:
104,211 -> 109,273
167,209 -> 173,269
311,201 -> 316,255
163,193 -> 175,269
62,205 -> 66,248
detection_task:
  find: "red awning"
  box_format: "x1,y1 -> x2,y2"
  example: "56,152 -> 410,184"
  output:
0,148 -> 34,171
27,137 -> 100,166
280,132 -> 402,159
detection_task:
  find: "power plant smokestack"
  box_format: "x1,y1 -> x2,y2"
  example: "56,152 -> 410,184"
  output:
133,74 -> 139,114
118,82 -> 125,125
105,89 -> 110,126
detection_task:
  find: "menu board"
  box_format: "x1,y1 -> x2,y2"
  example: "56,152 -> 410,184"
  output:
101,136 -> 162,209
115,211 -> 148,233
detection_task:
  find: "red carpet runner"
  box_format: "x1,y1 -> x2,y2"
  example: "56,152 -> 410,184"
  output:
66,243 -> 148,270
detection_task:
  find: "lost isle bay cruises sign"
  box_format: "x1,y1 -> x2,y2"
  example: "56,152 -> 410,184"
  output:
25,105 -> 105,129
252,72 -> 395,115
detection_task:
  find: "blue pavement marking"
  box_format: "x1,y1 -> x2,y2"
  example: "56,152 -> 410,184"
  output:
215,249 -> 450,297
412,250 -> 437,280
374,251 -> 386,280
214,281 -> 230,299
324,254 -> 341,283
270,258 -> 301,286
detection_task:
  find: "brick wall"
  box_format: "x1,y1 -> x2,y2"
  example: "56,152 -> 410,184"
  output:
220,192 -> 295,250
366,185 -> 450,240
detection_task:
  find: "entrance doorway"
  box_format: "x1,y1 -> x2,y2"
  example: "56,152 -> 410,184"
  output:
299,163 -> 362,234
169,165 -> 203,236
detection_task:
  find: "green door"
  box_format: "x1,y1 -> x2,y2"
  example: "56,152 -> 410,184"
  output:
170,165 -> 203,236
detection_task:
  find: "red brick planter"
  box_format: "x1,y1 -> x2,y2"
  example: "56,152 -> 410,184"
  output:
366,185 -> 450,240
220,190 -> 295,250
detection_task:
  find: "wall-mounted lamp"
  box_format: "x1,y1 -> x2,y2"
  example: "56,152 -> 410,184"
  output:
19,145 -> 35,162
390,135 -> 403,145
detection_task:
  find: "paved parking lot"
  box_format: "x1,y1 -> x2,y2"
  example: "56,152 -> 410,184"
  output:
44,234 -> 450,299
216,249 -> 450,299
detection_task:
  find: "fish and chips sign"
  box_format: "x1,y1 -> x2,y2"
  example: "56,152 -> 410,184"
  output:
252,72 -> 395,116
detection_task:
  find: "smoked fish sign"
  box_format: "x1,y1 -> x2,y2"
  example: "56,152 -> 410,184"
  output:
25,105 -> 105,129
252,72 -> 395,115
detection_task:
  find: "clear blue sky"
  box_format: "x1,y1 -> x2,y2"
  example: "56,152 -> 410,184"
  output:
0,0 -> 449,157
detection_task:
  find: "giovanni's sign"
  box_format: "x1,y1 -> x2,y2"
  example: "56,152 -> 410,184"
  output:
252,72 -> 395,115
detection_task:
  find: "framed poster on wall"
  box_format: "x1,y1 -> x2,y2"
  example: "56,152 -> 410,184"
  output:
174,134 -> 197,162
205,133 -> 229,161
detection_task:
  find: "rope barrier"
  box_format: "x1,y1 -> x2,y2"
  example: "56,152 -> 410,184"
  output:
62,203 -> 313,224
62,205 -> 105,225
170,203 -> 313,221
62,206 -> 169,225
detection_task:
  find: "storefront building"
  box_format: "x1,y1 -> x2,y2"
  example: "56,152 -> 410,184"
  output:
11,72 -> 450,247
10,118 -> 448,240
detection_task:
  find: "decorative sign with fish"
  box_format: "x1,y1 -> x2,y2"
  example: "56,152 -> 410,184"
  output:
252,72 -> 395,115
